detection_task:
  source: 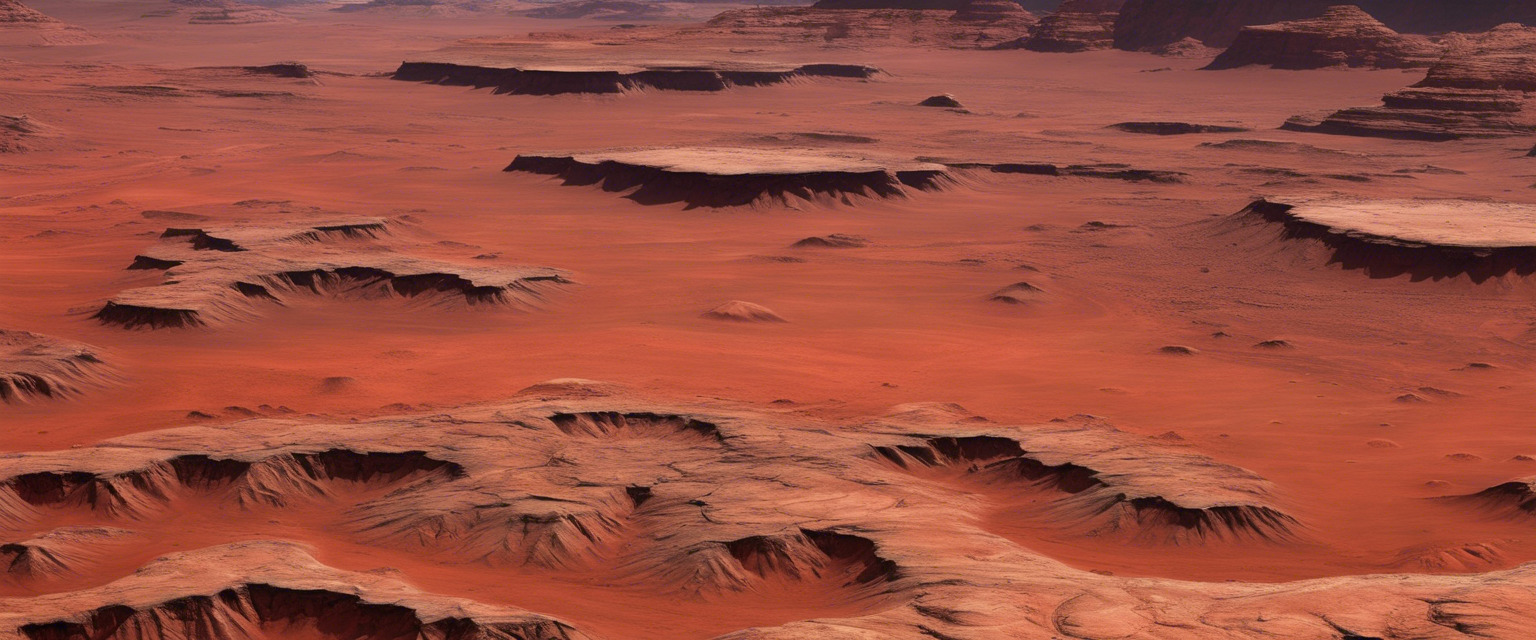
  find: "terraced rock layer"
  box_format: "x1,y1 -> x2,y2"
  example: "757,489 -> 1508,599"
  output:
951,0 -> 1036,22
1113,0 -> 1536,50
1284,24 -> 1536,140
393,62 -> 880,96
998,0 -> 1123,52
1204,5 -> 1440,70
506,148 -> 953,208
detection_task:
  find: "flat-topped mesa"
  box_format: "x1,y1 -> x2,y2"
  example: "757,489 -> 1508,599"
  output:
1285,24 -> 1536,140
1,331 -> 113,404
505,147 -> 954,208
1204,5 -> 1441,70
869,425 -> 1298,544
996,0 -> 1124,52
1230,197 -> 1536,282
94,219 -> 570,329
1112,0 -> 1536,51
393,61 -> 881,96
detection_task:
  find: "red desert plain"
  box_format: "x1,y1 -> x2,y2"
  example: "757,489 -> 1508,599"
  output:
4,0 -> 1536,638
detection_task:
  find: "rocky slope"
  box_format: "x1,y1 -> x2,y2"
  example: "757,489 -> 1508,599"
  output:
1284,24 -> 1536,140
1204,5 -> 1441,70
951,0 -> 1035,22
997,0 -> 1124,52
95,218 -> 570,328
0,331 -> 113,404
5,381 -> 1536,639
506,147 -> 954,208
1113,0 -> 1536,51
0,0 -> 96,45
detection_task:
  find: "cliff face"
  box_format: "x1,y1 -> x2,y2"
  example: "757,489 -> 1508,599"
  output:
1284,24 -> 1536,140
951,0 -> 1037,22
999,0 -> 1124,51
1113,0 -> 1536,51
1204,5 -> 1441,70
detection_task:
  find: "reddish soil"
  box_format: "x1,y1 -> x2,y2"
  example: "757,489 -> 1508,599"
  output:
4,2 -> 1536,639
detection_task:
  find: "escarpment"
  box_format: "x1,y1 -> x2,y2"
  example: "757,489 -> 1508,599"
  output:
1284,24 -> 1536,140
1223,197 -> 1536,281
7,384 -> 1536,638
393,61 -> 881,96
997,0 -> 1123,52
870,427 -> 1299,544
1204,5 -> 1440,70
93,218 -> 571,328
1,331 -> 114,404
1113,0 -> 1536,51
505,148 -> 954,208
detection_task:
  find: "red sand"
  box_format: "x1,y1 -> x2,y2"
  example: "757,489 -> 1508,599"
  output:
5,2 -> 1536,638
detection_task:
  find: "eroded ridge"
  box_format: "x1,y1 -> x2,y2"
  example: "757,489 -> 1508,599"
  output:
93,218 -> 571,328
1227,197 -> 1536,281
7,382 -> 1536,639
868,418 -> 1298,544
0,331 -> 113,405
505,147 -> 953,208
1285,23 -> 1536,140
1447,477 -> 1536,519
0,447 -> 464,529
393,61 -> 880,96
995,0 -> 1123,53
0,542 -> 589,640
1203,5 -> 1440,70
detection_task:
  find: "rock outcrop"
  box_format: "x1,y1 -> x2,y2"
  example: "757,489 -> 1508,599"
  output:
506,147 -> 954,208
999,0 -> 1124,52
0,115 -> 55,154
1,331 -> 113,404
1284,24 -> 1536,140
1113,0 -> 1536,51
0,542 -> 589,640
0,0 -> 52,24
951,0 -> 1036,22
7,383 -> 1536,639
1223,197 -> 1536,281
1204,5 -> 1441,70
394,61 -> 881,96
523,0 -> 680,21
702,301 -> 788,323
0,0 -> 96,45
94,218 -> 570,329
917,93 -> 964,107
678,6 -> 1034,50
